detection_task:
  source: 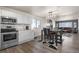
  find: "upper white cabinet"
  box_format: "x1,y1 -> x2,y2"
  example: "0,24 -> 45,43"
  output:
0,7 -> 42,26
1,8 -> 32,24
1,8 -> 17,18
16,14 -> 32,24
22,15 -> 32,24
16,14 -> 24,24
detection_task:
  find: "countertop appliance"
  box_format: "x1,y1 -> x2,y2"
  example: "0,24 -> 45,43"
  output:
0,16 -> 18,50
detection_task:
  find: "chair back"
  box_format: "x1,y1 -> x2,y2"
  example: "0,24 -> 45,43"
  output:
43,28 -> 50,36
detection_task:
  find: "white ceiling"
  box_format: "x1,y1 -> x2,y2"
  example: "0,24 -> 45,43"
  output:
6,6 -> 79,18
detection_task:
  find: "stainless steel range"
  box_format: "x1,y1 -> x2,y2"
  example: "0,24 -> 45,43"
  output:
0,16 -> 18,50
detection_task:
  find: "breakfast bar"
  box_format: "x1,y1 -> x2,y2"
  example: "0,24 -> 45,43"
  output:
41,28 -> 63,50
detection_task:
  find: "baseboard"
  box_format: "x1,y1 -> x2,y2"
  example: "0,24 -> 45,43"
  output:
18,38 -> 34,44
34,35 -> 41,39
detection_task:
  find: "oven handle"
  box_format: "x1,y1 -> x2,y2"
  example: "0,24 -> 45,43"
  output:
1,32 -> 17,34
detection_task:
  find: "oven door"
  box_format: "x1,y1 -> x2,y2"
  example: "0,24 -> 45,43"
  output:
1,32 -> 18,49
1,32 -> 18,42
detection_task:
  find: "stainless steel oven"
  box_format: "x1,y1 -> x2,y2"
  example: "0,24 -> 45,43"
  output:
1,30 -> 18,49
0,16 -> 18,49
2,32 -> 17,42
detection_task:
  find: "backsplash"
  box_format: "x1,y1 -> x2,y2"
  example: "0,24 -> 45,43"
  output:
16,24 -> 30,31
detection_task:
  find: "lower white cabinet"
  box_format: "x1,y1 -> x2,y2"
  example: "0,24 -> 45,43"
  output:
18,30 -> 34,44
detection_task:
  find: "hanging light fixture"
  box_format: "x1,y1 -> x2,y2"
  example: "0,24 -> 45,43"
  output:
47,11 -> 52,23
45,11 -> 53,30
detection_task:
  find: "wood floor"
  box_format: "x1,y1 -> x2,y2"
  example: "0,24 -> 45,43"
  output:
0,33 -> 79,53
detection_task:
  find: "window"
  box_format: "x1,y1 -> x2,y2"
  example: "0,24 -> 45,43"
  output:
37,20 -> 40,28
31,19 -> 41,29
31,19 -> 37,29
59,22 -> 72,28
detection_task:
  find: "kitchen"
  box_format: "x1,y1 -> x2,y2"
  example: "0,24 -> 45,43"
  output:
0,0 -> 78,59
0,6 -> 44,50
0,6 -> 79,53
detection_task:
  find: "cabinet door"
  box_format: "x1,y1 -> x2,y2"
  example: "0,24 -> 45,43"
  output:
16,14 -> 24,23
17,14 -> 32,24
22,15 -> 32,24
1,9 -> 17,17
18,31 -> 34,44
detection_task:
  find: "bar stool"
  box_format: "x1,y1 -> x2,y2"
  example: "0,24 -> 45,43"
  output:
48,31 -> 57,50
39,30 -> 43,42
43,28 -> 50,43
55,31 -> 63,46
48,31 -> 55,44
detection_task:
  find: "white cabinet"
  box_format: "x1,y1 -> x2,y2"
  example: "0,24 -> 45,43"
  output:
1,8 -> 17,18
16,14 -> 32,24
16,14 -> 24,24
20,15 -> 32,24
0,8 -> 32,25
18,30 -> 34,44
